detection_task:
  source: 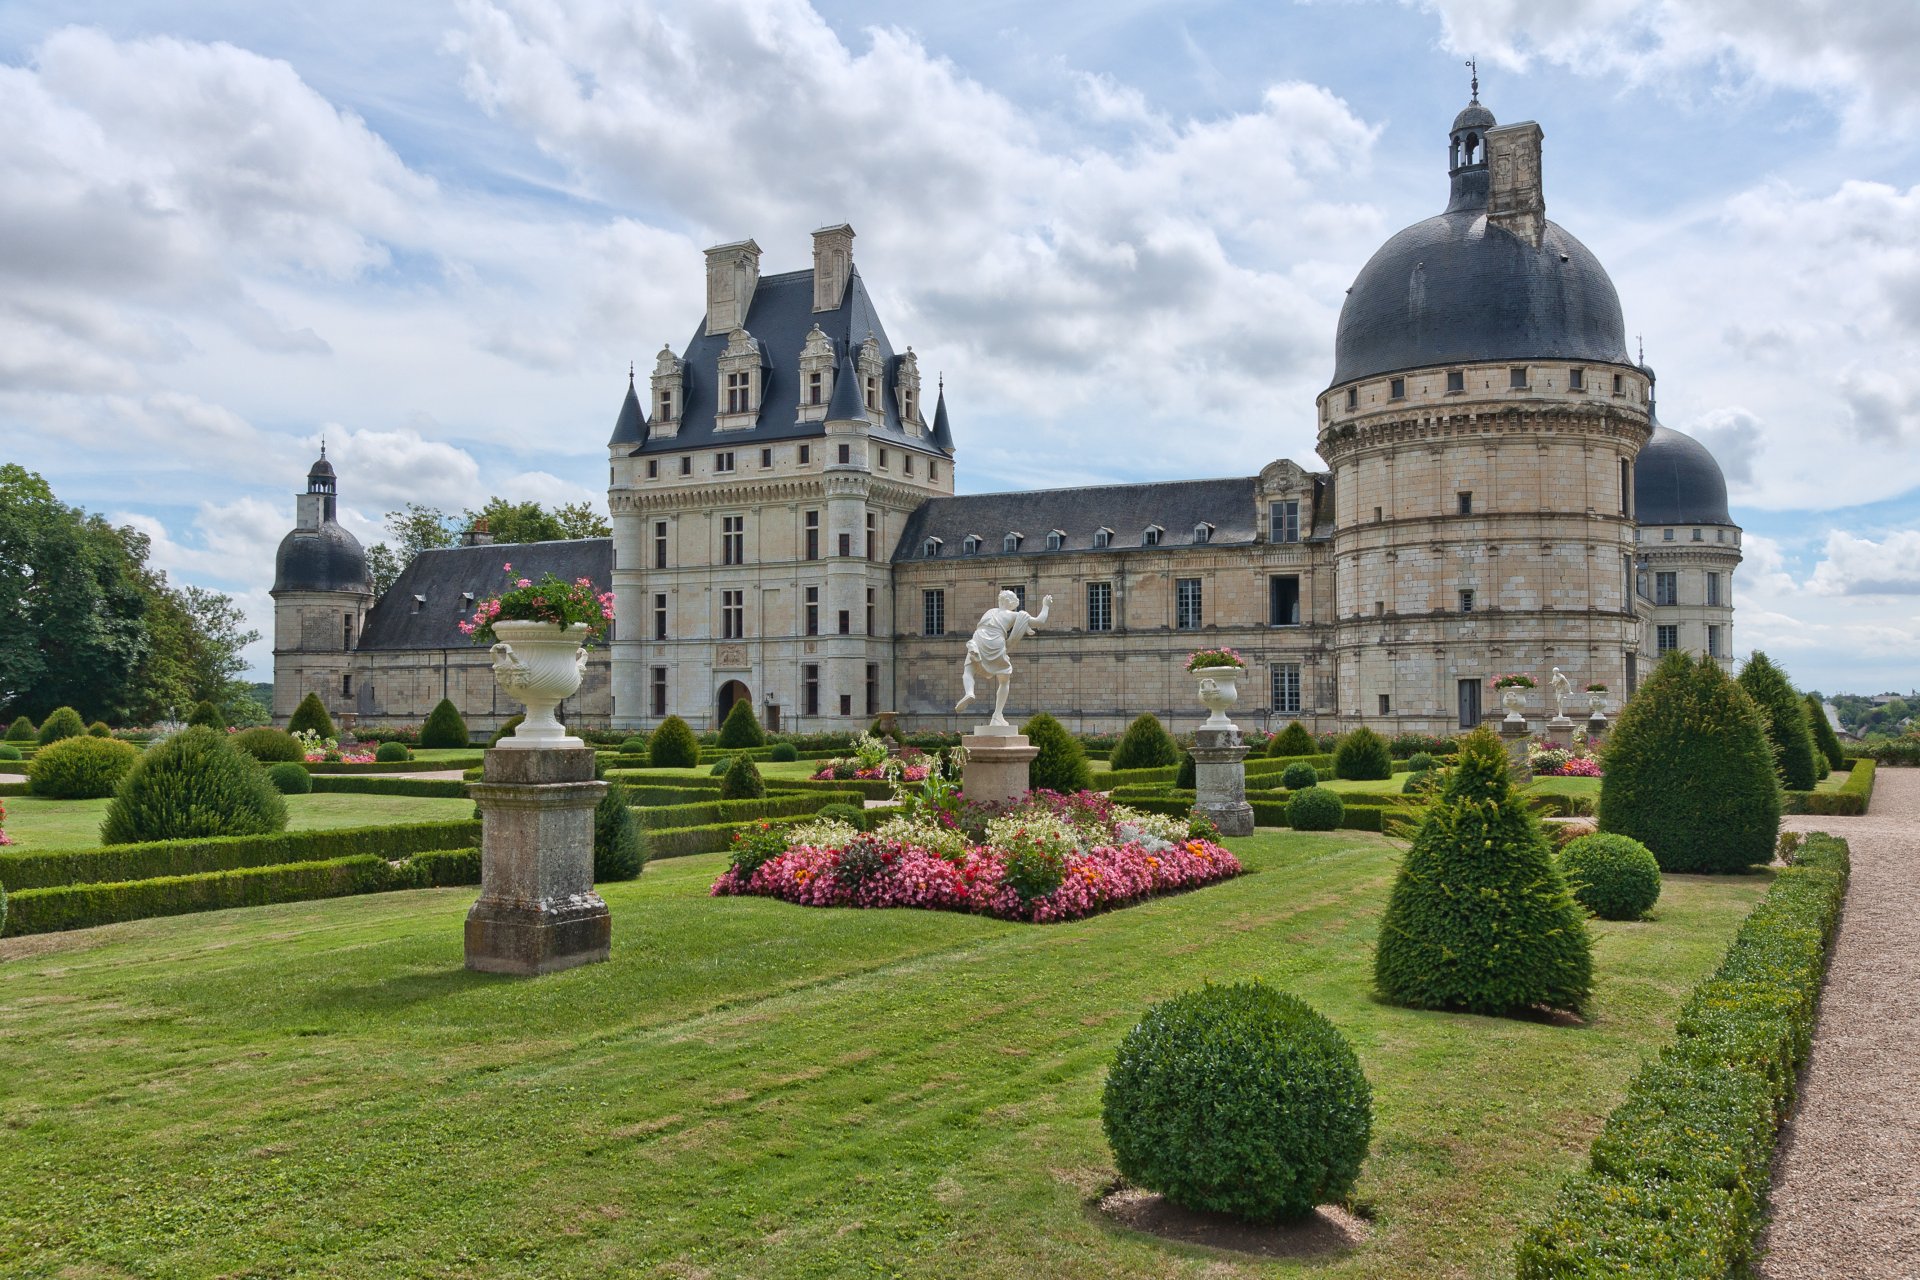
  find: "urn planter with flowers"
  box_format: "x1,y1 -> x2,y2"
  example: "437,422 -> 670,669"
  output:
1585,683 -> 1609,715
1186,647 -> 1246,731
462,564 -> 615,750
1492,673 -> 1536,725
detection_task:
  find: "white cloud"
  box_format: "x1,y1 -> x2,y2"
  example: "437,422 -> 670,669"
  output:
1808,529 -> 1920,596
498,470 -> 603,510
319,425 -> 484,510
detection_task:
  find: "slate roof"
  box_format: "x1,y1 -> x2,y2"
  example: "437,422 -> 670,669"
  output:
608,375 -> 647,447
892,476 -> 1272,562
357,538 -> 612,650
273,523 -> 370,595
1635,422 -> 1733,527
634,265 -> 943,457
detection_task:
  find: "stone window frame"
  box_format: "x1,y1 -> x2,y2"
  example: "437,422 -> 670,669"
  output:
1389,377 -> 1405,400
922,589 -> 945,636
1656,624 -> 1679,653
1271,663 -> 1302,714
1459,588 -> 1475,614
721,514 -> 745,566
1655,572 -> 1679,606
963,534 -> 981,556
1086,580 -> 1113,632
922,536 -> 942,559
804,586 -> 820,637
715,328 -> 765,430
1046,529 -> 1066,551
1193,522 -> 1213,545
653,593 -> 668,641
865,587 -> 876,635
1174,577 -> 1203,630
679,456 -> 692,476
651,667 -> 669,716
804,510 -> 821,561
1269,501 -> 1300,544
1003,532 -> 1023,553
1269,574 -> 1302,627
646,459 -> 659,480
1094,526 -> 1114,549
802,664 -> 821,716
1446,370 -> 1466,393
1143,524 -> 1163,547
1570,367 -> 1586,391
720,589 -> 745,640
1508,366 -> 1529,389
715,450 -> 735,474
865,663 -> 880,716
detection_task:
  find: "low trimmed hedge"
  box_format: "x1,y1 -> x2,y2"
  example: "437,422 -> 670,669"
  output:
0,820 -> 482,891
408,847 -> 482,887
307,776 -> 469,799
632,791 -> 865,831
1113,792 -> 1396,832
0,781 -> 31,797
1783,759 -> 1876,816
5,855 -> 400,935
1514,833 -> 1851,1277
303,756 -> 481,774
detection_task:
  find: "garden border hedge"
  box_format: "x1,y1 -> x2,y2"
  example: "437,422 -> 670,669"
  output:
4,854 -> 404,935
1111,792 -> 1398,832
1514,833 -> 1851,1277
632,791 -> 866,831
303,757 -> 482,774
307,776 -> 470,799
1783,759 -> 1876,816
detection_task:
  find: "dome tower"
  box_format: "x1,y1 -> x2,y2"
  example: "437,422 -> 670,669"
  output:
270,445 -> 374,727
1315,90 -> 1655,732
1633,369 -> 1742,668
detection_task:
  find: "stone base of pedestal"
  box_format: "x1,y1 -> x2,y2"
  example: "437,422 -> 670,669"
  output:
466,746 -> 610,976
961,733 -> 1038,808
1500,717 -> 1534,782
1586,713 -> 1609,744
1544,717 -> 1576,750
1191,727 -> 1253,836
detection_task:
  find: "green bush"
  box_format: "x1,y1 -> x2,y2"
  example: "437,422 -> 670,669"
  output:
1109,714 -> 1180,771
1102,982 -> 1371,1222
308,775 -> 466,798
4,855 -> 396,936
1601,651 -> 1780,873
717,699 -> 766,749
1559,833 -> 1662,921
1332,727 -> 1393,781
815,802 -> 866,831
1021,712 -> 1092,794
266,762 -> 312,795
1402,770 -> 1440,798
1280,762 -> 1320,791
1805,693 -> 1845,772
27,736 -> 140,799
1267,721 -> 1317,758
1407,752 -> 1435,773
100,727 -> 288,845
1287,786 -> 1344,831
5,716 -> 34,742
37,706 -> 86,745
1736,651 -> 1818,792
648,716 -> 701,768
287,692 -> 335,740
619,734 -> 650,754
0,743 -> 19,762
231,727 -> 304,764
769,741 -> 799,763
187,700 -> 225,730
1175,752 -> 1196,790
374,741 -> 412,763
708,757 -> 732,777
1375,727 -> 1592,1016
488,715 -> 524,747
719,754 -> 766,800
594,774 -> 646,881
1783,759 -> 1876,816
419,699 -> 470,750
88,721 -> 112,738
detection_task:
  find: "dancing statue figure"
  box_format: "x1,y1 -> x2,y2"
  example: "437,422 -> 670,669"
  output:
955,590 -> 1053,728
1550,666 -> 1575,720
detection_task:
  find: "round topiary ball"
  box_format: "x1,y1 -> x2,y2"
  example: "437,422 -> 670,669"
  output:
36,706 -> 86,746
1280,761 -> 1320,791
231,727 -> 304,764
620,735 -> 650,754
101,727 -> 288,845
374,741 -> 411,763
88,721 -> 112,738
267,762 -> 313,795
708,756 -> 732,777
1407,752 -> 1435,774
0,743 -> 20,762
1102,982 -> 1372,1222
647,716 -> 701,768
1287,786 -> 1345,832
1558,833 -> 1662,921
768,741 -> 799,763
27,735 -> 141,799
815,802 -> 865,831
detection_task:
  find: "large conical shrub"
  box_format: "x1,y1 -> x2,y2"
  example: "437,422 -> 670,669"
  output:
718,753 -> 766,800
186,700 -> 226,730
1736,651 -> 1818,791
1333,726 -> 1392,781
1109,713 -> 1179,770
287,692 -> 335,741
37,706 -> 86,745
1374,727 -> 1592,1016
1267,720 -> 1317,758
101,727 -> 288,845
717,698 -> 765,749
1021,712 -> 1091,794
419,698 -> 470,750
593,761 -> 646,881
648,716 -> 700,768
5,715 -> 34,742
1805,692 -> 1844,773
1600,651 -> 1779,873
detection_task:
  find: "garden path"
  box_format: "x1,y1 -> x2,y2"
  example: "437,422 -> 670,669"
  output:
1761,768 -> 1920,1278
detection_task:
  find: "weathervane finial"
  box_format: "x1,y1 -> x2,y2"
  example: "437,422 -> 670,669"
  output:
320,436 -> 327,459
1466,57 -> 1479,103
1637,334 -> 1645,364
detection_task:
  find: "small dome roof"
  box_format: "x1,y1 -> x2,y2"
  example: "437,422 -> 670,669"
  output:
307,454 -> 335,479
1636,422 -> 1732,526
1452,101 -> 1495,132
273,522 -> 371,595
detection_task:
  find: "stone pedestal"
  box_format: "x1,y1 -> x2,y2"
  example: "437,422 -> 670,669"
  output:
1544,717 -> 1576,750
1586,712 -> 1609,745
1500,716 -> 1533,782
466,747 -> 610,976
961,730 -> 1038,808
1191,727 -> 1254,836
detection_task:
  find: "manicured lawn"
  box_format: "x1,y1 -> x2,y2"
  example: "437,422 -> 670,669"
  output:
1525,776 -> 1602,798
1,793 -> 476,851
1315,772 -> 1415,794
411,749 -> 484,763
631,759 -> 834,783
0,830 -> 1768,1277
1814,770 -> 1847,792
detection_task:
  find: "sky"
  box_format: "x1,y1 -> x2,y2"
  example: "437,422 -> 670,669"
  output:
3,0 -> 1918,695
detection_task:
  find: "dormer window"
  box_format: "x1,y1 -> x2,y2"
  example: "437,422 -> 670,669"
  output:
715,328 -> 764,430
923,537 -> 942,558
807,372 -> 823,405
1046,529 -> 1065,551
1094,527 -> 1113,549
725,372 -> 750,413
1143,525 -> 1163,547
963,534 -> 981,555
1003,532 -> 1023,553
657,389 -> 674,418
865,376 -> 879,412
1193,522 -> 1213,544
411,594 -> 426,613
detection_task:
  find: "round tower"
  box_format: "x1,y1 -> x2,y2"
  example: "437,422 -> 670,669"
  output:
270,446 -> 374,727
1633,370 -> 1742,670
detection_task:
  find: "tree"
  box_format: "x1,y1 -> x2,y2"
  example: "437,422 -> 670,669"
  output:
719,754 -> 766,800
364,503 -> 458,596
1736,651 -> 1818,791
1805,693 -> 1846,772
1021,712 -> 1092,793
1110,714 -> 1180,770
1333,727 -> 1392,781
717,699 -> 766,749
187,700 -> 226,730
647,716 -> 700,768
1266,721 -> 1317,758
420,699 -> 470,750
288,692 -> 336,740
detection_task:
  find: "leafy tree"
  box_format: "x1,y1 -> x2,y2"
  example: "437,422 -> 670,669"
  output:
420,699 -> 470,750
1021,712 -> 1092,793
1109,713 -> 1179,770
1805,692 -> 1845,771
1736,651 -> 1818,791
461,498 -> 612,545
593,771 -> 646,881
1332,727 -> 1392,781
287,692 -> 336,740
364,503 -> 458,596
717,699 -> 766,749
1266,721 -> 1317,758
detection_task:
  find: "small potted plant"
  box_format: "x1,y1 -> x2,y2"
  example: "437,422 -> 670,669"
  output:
1585,682 -> 1609,714
1186,647 -> 1246,730
462,562 -> 614,749
1491,672 -> 1535,723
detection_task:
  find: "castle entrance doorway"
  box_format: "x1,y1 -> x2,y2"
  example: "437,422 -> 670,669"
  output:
716,680 -> 750,730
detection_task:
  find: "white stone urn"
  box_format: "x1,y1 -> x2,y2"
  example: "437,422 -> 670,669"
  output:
1192,664 -> 1244,731
1588,691 -> 1608,715
1498,685 -> 1529,724
488,620 -> 590,749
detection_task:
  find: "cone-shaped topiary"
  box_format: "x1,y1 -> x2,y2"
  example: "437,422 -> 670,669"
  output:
1280,761 -> 1320,791
187,700 -> 225,730
1267,721 -> 1317,758
1805,692 -> 1846,772
1332,726 -> 1392,781
28,736 -> 140,799
1102,982 -> 1372,1222
101,727 -> 288,845
232,727 -> 303,763
37,707 -> 85,745
1109,713 -> 1180,770
287,692 -> 335,741
718,753 -> 766,800
266,762 -> 313,794
488,715 -> 524,746
593,763 -> 646,881
1602,651 -> 1780,873
374,741 -> 411,763
1558,833 -> 1661,921
1176,750 -> 1196,789
1374,727 -> 1592,1016
717,698 -> 766,749
1020,712 -> 1091,794
1736,651 -> 1818,791
1287,786 -> 1344,831
419,698 -> 470,750
5,715 -> 34,741
648,716 -> 700,768
88,721 -> 112,738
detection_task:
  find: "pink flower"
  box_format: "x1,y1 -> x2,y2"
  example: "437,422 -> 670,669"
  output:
516,578 -> 532,589
502,562 -> 512,571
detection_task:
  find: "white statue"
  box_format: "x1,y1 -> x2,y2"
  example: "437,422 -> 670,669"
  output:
1550,667 -> 1575,720
955,590 -> 1052,728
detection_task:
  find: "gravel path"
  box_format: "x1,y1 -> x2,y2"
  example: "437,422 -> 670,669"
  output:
1761,767 -> 1920,1278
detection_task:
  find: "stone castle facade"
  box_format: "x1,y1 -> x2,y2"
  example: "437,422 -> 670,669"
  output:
271,92 -> 1741,738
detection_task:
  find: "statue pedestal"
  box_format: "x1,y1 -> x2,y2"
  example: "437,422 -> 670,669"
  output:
1544,717 -> 1577,750
1191,727 -> 1254,836
466,747 -> 610,976
1586,712 -> 1609,744
961,732 -> 1038,808
1500,716 -> 1534,782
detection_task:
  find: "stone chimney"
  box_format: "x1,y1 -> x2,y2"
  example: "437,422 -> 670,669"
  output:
461,516 -> 493,547
1486,121 -> 1545,248
812,224 -> 855,312
704,239 -> 761,335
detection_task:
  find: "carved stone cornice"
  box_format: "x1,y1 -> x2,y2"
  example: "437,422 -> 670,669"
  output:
1317,403 -> 1652,465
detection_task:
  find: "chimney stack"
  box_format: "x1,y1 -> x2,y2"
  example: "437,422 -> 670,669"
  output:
1486,122 -> 1545,248
461,516 -> 493,547
812,224 -> 855,313
704,239 -> 762,335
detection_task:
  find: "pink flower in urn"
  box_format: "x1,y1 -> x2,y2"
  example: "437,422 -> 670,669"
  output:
516,578 -> 532,589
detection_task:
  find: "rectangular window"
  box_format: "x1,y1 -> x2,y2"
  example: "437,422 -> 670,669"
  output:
839,693 -> 853,716
658,390 -> 673,419
1175,578 -> 1203,630
1378,693 -> 1391,716
651,667 -> 668,716
837,609 -> 850,636
877,448 -> 889,470
1570,367 -> 1585,390
1003,584 -> 1026,610
1655,572 -> 1678,606
1087,580 -> 1113,632
725,371 -> 750,413
1620,459 -> 1632,516
837,532 -> 852,558
804,510 -> 820,561
1458,678 -> 1482,729
808,371 -> 822,405
864,376 -> 879,411
1657,624 -> 1679,653
679,456 -> 691,476
714,451 -> 735,473
929,462 -> 939,482
1692,528 -> 1704,542
343,614 -> 354,650
1614,372 -> 1626,395
646,459 -> 659,479
1457,491 -> 1473,515
865,663 -> 879,716
803,664 -> 820,716
342,673 -> 352,698
760,447 -> 773,468
1389,377 -> 1405,399
866,511 -> 878,560
1272,663 -> 1302,714
1663,528 -> 1675,541
1459,588 -> 1475,613
721,515 -> 745,566
903,456 -> 914,477
1446,370 -> 1465,392
1270,499 -> 1300,543
653,520 -> 668,569
805,586 -> 819,636
1509,366 -> 1528,389
721,589 -> 744,640
922,589 -> 945,637
1708,624 -> 1723,658
1707,573 -> 1722,607
799,444 -> 811,465
837,443 -> 851,465
653,593 -> 667,640
1269,575 -> 1301,626
1345,386 -> 1358,410
1626,652 -> 1638,695
865,587 -> 876,635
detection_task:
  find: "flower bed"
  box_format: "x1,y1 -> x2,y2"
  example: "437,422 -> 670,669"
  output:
810,764 -> 931,782
811,732 -> 934,782
1529,740 -> 1604,777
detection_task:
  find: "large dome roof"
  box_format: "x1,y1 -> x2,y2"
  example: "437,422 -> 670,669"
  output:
273,522 -> 371,595
1635,422 -> 1732,526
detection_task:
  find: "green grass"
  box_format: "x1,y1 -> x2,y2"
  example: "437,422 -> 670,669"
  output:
0,830 -> 1768,1278
1524,776 -> 1602,798
1813,770 -> 1847,792
410,749 -> 484,764
1,793 -> 476,851
634,760 -> 830,783
1316,772 -> 1415,794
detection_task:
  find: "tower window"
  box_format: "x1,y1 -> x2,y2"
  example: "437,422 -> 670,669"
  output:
1457,491 -> 1473,516
343,614 -> 354,651
1389,377 -> 1405,399
838,443 -> 851,465
1570,368 -> 1585,391
1446,370 -> 1465,393
760,448 -> 773,468
805,510 -> 820,561
837,533 -> 852,558
342,673 -> 353,698
1613,373 -> 1626,396
837,609 -> 850,636
651,667 -> 668,716
877,448 -> 889,470
839,693 -> 853,717
1663,528 -> 1675,542
646,460 -> 659,480
1655,572 -> 1678,606
865,587 -> 875,635
1692,528 -> 1704,542
866,511 -> 879,560
1378,693 -> 1391,716
803,664 -> 820,716
1345,387 -> 1358,410
903,456 -> 914,477
1509,367 -> 1528,389
1708,624 -> 1724,658
929,462 -> 939,482
1459,588 -> 1475,613
799,445 -> 811,465
1707,573 -> 1723,606
866,663 -> 879,716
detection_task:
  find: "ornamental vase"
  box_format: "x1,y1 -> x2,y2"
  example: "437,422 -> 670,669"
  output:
1588,692 -> 1608,715
488,620 -> 590,749
1193,665 -> 1243,731
1500,686 -> 1529,723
